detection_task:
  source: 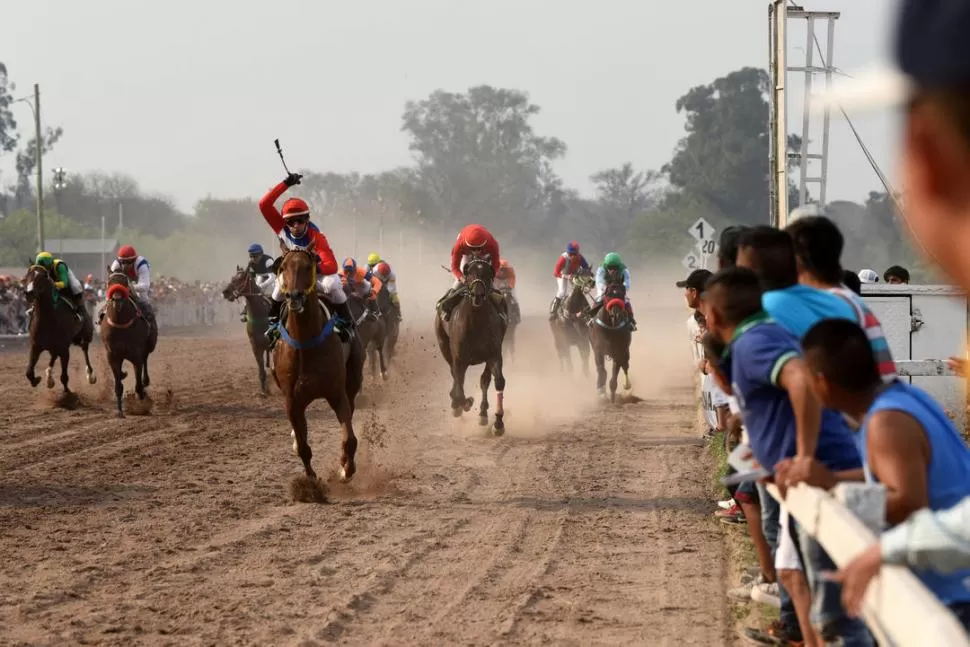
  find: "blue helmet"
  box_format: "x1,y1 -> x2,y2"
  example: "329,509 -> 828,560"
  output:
247,243 -> 263,255
566,240 -> 580,254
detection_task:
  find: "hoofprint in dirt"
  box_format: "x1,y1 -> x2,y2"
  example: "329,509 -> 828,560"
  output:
0,316 -> 728,646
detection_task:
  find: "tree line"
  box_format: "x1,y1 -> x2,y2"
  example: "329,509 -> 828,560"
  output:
0,61 -> 921,277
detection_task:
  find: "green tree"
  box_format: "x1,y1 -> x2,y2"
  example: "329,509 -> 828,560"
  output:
0,209 -> 97,264
0,62 -> 18,155
401,85 -> 566,230
663,67 -> 801,225
589,162 -> 661,250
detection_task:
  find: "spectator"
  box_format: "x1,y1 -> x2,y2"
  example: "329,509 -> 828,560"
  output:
736,226 -> 857,338
705,266 -> 872,645
884,265 -> 911,284
677,268 -> 713,402
718,225 -> 749,271
857,269 -> 879,284
790,319 -> 970,629
842,270 -> 863,296
694,311 -> 729,438
786,215 -> 898,384
810,0 -> 970,612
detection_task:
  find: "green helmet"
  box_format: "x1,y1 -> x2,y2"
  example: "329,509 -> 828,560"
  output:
35,251 -> 54,268
603,252 -> 625,269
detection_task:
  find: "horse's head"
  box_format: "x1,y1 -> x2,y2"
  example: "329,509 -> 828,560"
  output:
22,265 -> 53,303
462,257 -> 494,307
222,265 -> 253,302
601,297 -> 630,328
277,242 -> 318,314
572,267 -> 595,294
604,283 -> 626,302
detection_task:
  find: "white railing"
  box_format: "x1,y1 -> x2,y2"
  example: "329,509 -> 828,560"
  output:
766,483 -> 970,646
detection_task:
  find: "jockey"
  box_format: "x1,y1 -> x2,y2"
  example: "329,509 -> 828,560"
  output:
32,251 -> 85,320
590,252 -> 637,331
340,257 -> 383,300
258,172 -> 355,340
437,223 -> 502,321
239,243 -> 276,322
495,258 -> 520,322
550,240 -> 590,319
370,259 -> 402,321
105,244 -> 156,326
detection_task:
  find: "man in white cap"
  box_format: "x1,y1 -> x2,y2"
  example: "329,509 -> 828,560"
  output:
857,269 -> 879,284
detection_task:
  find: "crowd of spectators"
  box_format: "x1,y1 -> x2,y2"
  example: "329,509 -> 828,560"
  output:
0,273 -> 236,334
679,213 -> 970,643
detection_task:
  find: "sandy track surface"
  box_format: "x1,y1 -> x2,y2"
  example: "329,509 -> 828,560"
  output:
0,315 -> 729,646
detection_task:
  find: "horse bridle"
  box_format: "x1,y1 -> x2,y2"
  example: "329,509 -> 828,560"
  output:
278,247 -> 318,312
463,258 -> 493,307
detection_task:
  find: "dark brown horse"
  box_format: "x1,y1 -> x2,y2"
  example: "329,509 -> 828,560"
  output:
21,264 -> 97,393
101,272 -> 156,416
222,266 -> 273,394
346,292 -> 388,380
434,257 -> 508,434
377,283 -> 400,366
271,242 -> 364,487
549,268 -> 593,375
588,287 -> 633,403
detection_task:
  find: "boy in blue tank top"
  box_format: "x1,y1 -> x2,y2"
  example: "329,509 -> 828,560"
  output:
706,268 -> 871,645
792,318 -> 970,628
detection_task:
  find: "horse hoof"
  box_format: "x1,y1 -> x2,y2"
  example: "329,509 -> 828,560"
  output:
491,420 -> 506,436
28,376 -> 40,388
452,407 -> 463,418
381,371 -> 388,381
116,411 -> 125,419
341,463 -> 356,481
478,415 -> 489,427
463,397 -> 474,412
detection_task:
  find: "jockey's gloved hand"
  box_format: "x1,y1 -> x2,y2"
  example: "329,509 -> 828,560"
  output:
283,173 -> 303,187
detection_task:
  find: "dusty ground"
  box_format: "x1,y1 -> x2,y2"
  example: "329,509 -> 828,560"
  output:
0,312 -> 729,646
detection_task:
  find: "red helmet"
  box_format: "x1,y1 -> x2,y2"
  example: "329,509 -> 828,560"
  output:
460,224 -> 490,248
375,262 -> 390,276
281,198 -> 310,220
118,245 -> 137,261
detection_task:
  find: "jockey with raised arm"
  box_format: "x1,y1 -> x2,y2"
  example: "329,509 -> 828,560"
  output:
590,252 -> 637,331
104,244 -> 156,327
437,223 -> 502,321
367,252 -> 402,320
32,251 -> 86,320
550,241 -> 590,319
258,172 -> 355,342
239,243 -> 277,322
340,257 -> 383,303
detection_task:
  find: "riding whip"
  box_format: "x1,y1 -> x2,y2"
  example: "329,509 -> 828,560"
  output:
274,138 -> 292,175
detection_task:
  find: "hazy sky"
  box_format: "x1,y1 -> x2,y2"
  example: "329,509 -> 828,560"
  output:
3,0 -> 900,213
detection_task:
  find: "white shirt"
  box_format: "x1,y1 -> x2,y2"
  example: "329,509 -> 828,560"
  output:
701,374 -> 730,429
109,256 -> 151,297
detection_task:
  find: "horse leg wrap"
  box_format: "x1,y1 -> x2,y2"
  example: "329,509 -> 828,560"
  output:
496,390 -> 504,416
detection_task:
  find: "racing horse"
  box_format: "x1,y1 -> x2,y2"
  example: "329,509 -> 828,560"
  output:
549,266 -> 593,375
434,256 -> 508,434
271,241 -> 364,490
500,286 -> 520,360
588,284 -> 633,403
345,289 -> 388,381
377,282 -> 400,366
101,272 -> 157,417
21,263 -> 97,392
222,266 -> 273,395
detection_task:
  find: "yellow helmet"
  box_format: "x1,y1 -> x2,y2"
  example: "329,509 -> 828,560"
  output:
366,252 -> 381,266
35,251 -> 54,268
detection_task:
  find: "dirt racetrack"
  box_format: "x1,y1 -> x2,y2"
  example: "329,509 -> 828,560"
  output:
0,312 -> 730,646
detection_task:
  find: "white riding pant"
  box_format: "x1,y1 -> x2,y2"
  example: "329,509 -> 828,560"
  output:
556,276 -> 570,298
67,269 -> 83,296
272,273 -> 347,304
255,273 -> 275,297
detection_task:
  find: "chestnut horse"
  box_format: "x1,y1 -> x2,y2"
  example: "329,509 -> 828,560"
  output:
101,272 -> 156,417
271,242 -> 364,485
21,264 -> 97,392
588,285 -> 633,403
222,266 -> 273,394
434,256 -> 508,434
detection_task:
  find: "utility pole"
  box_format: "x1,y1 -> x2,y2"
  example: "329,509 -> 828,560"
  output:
768,3 -> 839,227
34,83 -> 44,252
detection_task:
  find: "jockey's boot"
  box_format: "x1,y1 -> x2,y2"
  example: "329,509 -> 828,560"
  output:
629,317 -> 638,332
438,288 -> 462,322
393,300 -> 403,321
548,297 -> 561,321
332,300 -> 356,343
265,300 -> 283,343
239,305 -> 248,323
